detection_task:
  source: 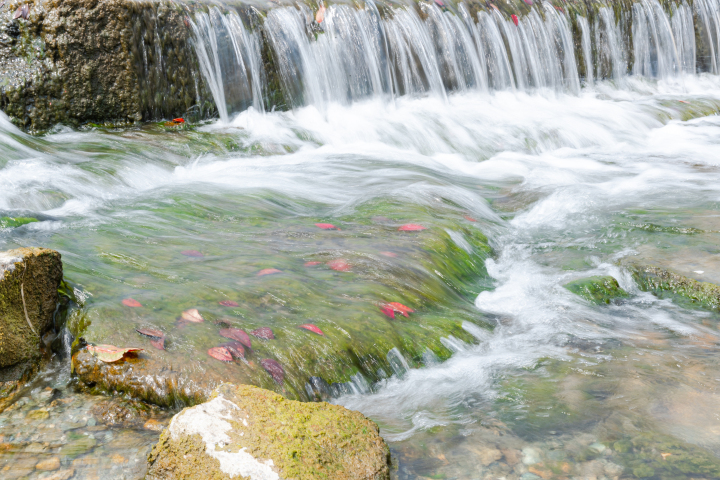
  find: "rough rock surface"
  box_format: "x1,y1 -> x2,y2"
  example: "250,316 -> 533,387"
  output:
0,247 -> 62,369
146,383 -> 391,480
626,262 -> 720,310
0,0 -> 214,131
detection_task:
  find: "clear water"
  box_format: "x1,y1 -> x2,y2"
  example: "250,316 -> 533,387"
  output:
2,74 -> 720,478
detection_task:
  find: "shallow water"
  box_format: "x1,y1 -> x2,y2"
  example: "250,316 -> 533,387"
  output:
2,74 -> 720,478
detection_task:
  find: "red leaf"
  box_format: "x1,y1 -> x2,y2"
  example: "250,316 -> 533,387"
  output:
523,0 -> 533,5
315,5 -> 325,23
87,345 -> 142,363
219,300 -> 239,307
220,341 -> 245,359
380,305 -> 395,319
136,328 -> 164,339
250,327 -> 275,340
219,328 -> 252,348
327,259 -> 350,272
398,224 -> 426,231
173,118 -> 185,123
122,298 -> 142,308
304,261 -> 322,266
389,302 -> 414,317
258,268 -> 282,276
315,223 -> 338,230
512,14 -> 519,26
261,359 -> 285,383
181,308 -> 204,323
181,250 -> 204,257
463,215 -> 477,222
208,347 -> 233,362
150,337 -> 165,350
298,324 -> 324,336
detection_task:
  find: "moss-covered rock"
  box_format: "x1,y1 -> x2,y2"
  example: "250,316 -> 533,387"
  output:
0,217 -> 38,228
627,263 -> 720,311
563,276 -> 629,305
146,383 -> 390,480
0,247 -> 62,368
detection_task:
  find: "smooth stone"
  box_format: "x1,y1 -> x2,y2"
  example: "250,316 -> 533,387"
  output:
35,456 -> 61,471
146,383 -> 391,480
521,447 -> 542,465
589,442 -> 606,453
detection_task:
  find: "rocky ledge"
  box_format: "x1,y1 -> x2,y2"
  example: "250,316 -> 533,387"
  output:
0,247 -> 62,408
0,0 -> 215,131
146,383 -> 391,480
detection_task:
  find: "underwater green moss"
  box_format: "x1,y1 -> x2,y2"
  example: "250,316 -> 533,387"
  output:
564,276 -> 629,305
0,216 -> 38,228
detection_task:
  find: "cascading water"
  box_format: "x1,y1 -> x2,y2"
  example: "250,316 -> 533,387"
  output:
188,0 -> 720,119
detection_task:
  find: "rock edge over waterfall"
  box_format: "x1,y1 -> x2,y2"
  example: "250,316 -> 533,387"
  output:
146,383 -> 391,480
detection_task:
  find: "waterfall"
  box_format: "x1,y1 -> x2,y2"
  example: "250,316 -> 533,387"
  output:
186,0 -> 720,119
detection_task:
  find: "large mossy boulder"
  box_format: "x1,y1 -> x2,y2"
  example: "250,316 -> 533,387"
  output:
0,247 -> 62,368
146,383 -> 391,480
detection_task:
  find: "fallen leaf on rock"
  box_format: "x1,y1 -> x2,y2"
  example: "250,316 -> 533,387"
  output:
122,298 -> 142,308
512,14 -> 519,26
173,118 -> 185,123
298,323 -> 324,336
183,16 -> 190,27
219,328 -> 252,348
327,259 -> 350,272
661,453 -> 672,460
523,0 -> 533,5
87,345 -> 142,363
463,215 -> 477,222
14,4 -> 28,20
181,308 -> 204,323
315,223 -> 338,230
388,302 -> 414,317
398,224 -> 426,231
380,305 -> 395,319
250,327 -> 275,340
221,341 -> 245,359
136,328 -> 164,339
219,300 -> 239,307
257,268 -> 281,276
181,250 -> 203,257
208,347 -> 233,362
304,261 -> 322,266
261,359 -> 284,383
150,337 -> 165,350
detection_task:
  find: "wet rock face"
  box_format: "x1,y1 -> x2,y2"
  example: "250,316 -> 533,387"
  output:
563,275 -> 629,305
627,262 -> 720,310
146,383 -> 391,480
0,0 -> 214,131
0,247 -> 62,370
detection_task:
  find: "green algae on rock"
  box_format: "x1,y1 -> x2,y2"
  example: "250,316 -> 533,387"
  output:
0,217 -> 38,229
563,276 -> 629,305
146,383 -> 391,480
627,263 -> 720,311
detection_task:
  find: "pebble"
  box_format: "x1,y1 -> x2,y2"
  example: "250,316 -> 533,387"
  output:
44,469 -> 75,480
520,473 -> 542,480
35,456 -> 60,471
26,409 -> 49,420
521,447 -> 542,465
143,419 -> 164,432
589,442 -> 606,453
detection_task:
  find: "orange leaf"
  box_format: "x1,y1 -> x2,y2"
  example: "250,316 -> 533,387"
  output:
122,298 -> 142,307
181,308 -> 204,323
87,345 -> 142,363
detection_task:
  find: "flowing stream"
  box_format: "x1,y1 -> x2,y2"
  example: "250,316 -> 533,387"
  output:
3,0 -> 720,478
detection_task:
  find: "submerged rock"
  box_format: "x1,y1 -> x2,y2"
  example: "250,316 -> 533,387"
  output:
146,383 -> 391,480
563,276 -> 628,305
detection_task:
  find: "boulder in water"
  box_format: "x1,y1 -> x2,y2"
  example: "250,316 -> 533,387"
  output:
563,276 -> 629,305
146,383 -> 391,480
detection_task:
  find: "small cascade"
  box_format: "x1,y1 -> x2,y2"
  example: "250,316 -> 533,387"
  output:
185,0 -> 720,119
